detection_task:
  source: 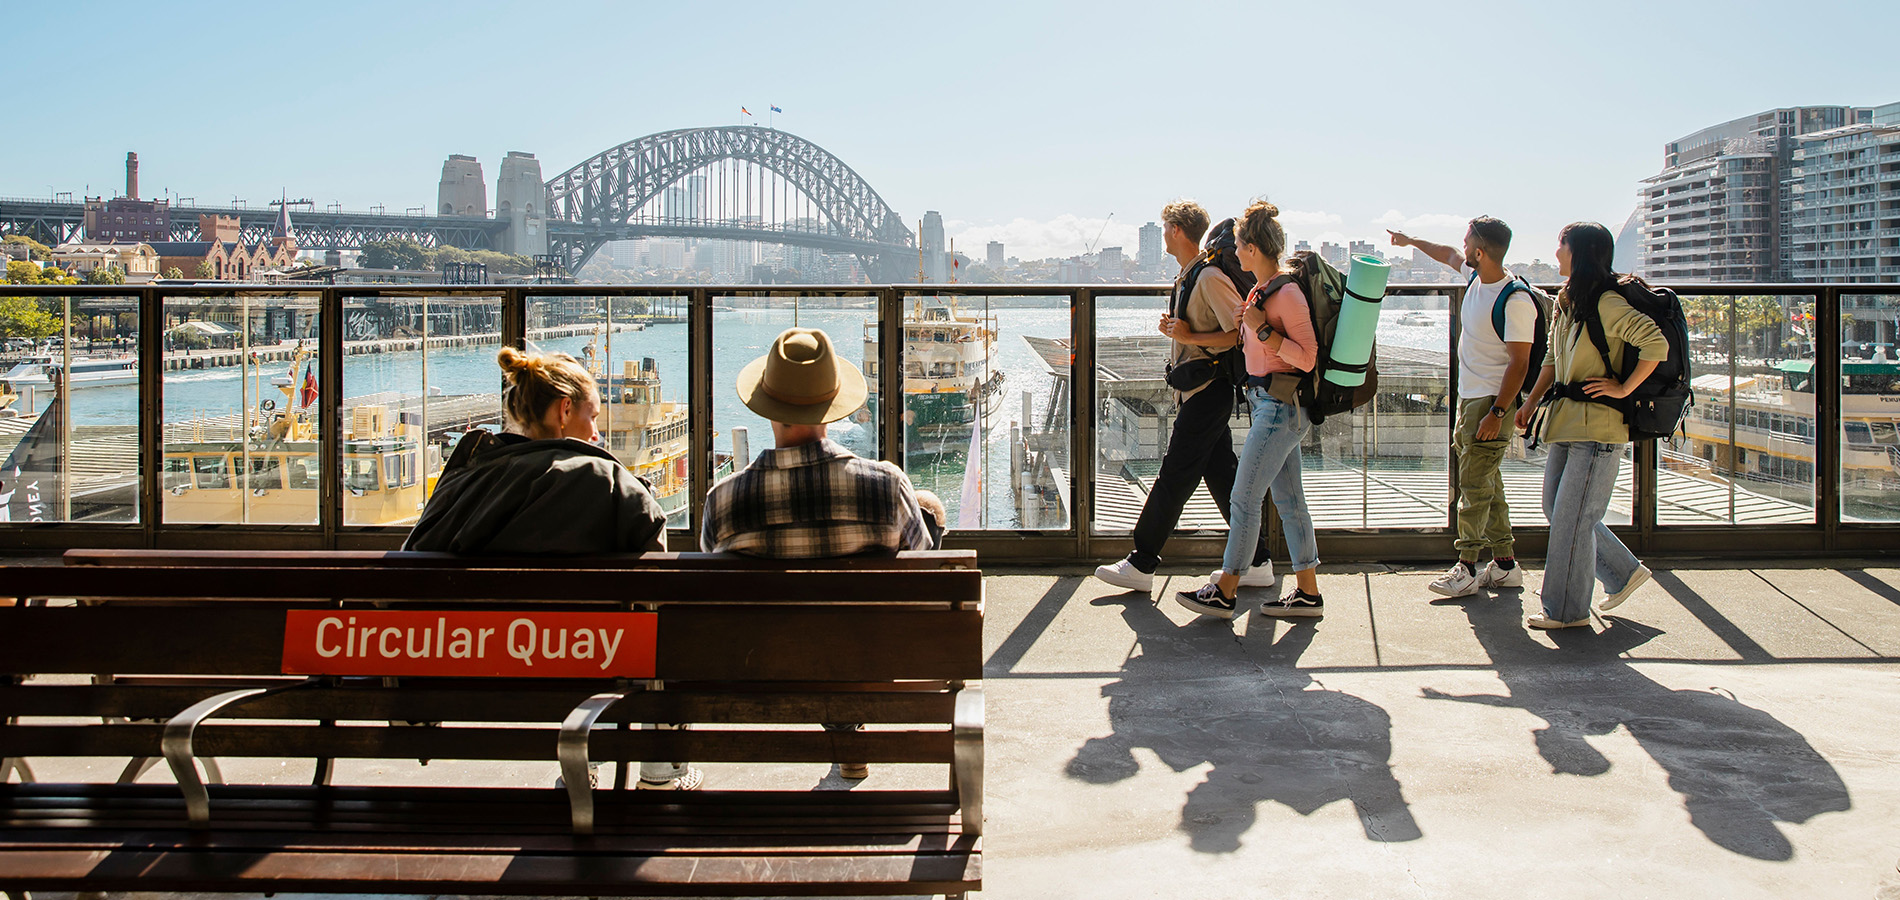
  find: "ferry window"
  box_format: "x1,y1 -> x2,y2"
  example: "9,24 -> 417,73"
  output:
1871,421 -> 1898,445
345,458 -> 380,493
193,455 -> 229,490
249,457 -> 283,490
1845,422 -> 1873,446
287,457 -> 318,490
611,431 -> 628,452
163,457 -> 190,490
386,453 -> 416,489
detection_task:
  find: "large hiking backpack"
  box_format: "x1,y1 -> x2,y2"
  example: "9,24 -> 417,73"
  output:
1471,271 -> 1551,404
1173,217 -> 1257,392
1575,279 -> 1694,441
1258,250 -> 1378,425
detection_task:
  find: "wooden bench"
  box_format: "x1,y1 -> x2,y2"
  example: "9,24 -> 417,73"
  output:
0,549 -> 983,898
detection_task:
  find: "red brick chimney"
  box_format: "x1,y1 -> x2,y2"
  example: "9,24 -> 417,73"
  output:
126,151 -> 139,200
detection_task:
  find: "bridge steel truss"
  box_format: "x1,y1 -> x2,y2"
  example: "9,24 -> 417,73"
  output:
542,126 -> 917,275
0,199 -> 509,252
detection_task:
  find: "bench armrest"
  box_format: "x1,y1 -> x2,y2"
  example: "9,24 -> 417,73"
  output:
953,686 -> 983,836
162,681 -> 313,826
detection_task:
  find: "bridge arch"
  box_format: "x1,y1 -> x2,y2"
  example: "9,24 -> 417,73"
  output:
543,126 -> 915,275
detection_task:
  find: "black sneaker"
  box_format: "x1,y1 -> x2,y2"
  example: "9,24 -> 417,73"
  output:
1175,581 -> 1238,619
1259,589 -> 1323,618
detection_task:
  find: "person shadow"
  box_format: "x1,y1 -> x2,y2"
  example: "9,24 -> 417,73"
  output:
1425,588 -> 1851,861
1067,590 -> 1421,854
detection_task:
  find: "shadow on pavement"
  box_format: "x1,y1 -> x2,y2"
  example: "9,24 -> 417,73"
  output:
1067,590 -> 1420,854
1428,587 -> 1851,861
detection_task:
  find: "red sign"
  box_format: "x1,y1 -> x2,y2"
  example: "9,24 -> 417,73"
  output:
282,610 -> 658,678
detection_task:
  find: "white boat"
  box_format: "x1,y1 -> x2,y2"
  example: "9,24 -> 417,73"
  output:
1396,312 -> 1434,326
0,356 -> 139,389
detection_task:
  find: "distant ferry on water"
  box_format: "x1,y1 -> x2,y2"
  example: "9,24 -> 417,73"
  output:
1,355 -> 138,390
1678,357 -> 1900,503
860,299 -> 1006,457
582,340 -> 732,526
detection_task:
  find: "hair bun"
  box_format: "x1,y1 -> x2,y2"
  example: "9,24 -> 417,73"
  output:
1261,202 -> 1280,219
496,346 -> 534,374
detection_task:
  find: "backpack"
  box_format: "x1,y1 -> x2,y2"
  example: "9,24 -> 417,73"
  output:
1171,218 -> 1256,393
1257,250 -> 1378,425
1573,279 -> 1695,441
1472,272 -> 1550,404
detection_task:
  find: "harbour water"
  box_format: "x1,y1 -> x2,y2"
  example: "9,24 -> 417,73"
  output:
31,300 -> 1456,529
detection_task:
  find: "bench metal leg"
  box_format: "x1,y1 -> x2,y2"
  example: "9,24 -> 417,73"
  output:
0,755 -> 32,784
162,687 -> 272,826
558,691 -> 626,835
117,755 -> 159,783
953,686 -> 985,837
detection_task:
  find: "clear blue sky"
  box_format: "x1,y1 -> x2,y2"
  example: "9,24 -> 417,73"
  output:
6,0 -> 1898,261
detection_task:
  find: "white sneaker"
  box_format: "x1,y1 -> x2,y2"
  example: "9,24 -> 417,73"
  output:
1601,564 -> 1652,612
636,765 -> 705,791
1479,560 -> 1524,589
1214,563 -> 1275,588
1428,562 -> 1483,598
1094,558 -> 1154,593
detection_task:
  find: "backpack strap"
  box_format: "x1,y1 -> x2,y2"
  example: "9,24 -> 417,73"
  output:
1173,256 -> 1211,320
1253,274 -> 1295,309
1492,276 -> 1526,341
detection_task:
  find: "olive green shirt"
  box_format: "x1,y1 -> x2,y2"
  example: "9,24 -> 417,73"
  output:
1538,289 -> 1669,445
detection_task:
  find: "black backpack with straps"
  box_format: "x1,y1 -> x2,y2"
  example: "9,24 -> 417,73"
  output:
1169,218 -> 1256,395
1561,279 -> 1695,441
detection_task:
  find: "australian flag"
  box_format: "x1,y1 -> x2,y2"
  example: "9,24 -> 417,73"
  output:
0,368 -> 65,523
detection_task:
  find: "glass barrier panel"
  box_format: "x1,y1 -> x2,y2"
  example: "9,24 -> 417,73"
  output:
1661,293 -> 1817,525
337,293 -> 501,527
161,292 -> 320,525
1088,292 -> 1183,539
1840,292 -> 1900,522
0,293 -> 139,523
899,292 -> 1066,530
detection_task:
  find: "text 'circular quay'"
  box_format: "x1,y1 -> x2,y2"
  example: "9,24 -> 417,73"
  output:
2,9 -> 1900,897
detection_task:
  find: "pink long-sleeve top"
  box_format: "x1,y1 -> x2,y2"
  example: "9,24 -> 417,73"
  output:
1238,279 -> 1318,376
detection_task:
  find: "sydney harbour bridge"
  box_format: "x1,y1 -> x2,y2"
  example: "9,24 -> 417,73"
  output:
0,126 -> 920,280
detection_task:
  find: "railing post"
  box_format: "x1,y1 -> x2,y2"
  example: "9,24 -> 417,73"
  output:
1072,286 -> 1096,557
688,287 -> 713,543
878,285 -> 905,465
138,284 -> 162,545
319,287 -> 343,548
502,286 -> 526,350
1446,281 -> 1466,533
1815,285 -> 1842,547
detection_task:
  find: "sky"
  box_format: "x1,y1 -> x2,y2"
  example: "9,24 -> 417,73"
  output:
6,0 -> 1899,264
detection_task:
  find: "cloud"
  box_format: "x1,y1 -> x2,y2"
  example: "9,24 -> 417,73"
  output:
1372,210 -> 1470,243
949,214 -> 1143,261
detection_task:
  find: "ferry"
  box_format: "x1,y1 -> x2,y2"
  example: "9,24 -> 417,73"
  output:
860,299 -> 1007,456
583,342 -> 731,526
161,349 -> 436,526
1,355 -> 138,389
1678,358 -> 1900,502
1397,312 -> 1435,326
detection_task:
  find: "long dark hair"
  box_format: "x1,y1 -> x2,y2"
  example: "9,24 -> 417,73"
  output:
1559,221 -> 1622,319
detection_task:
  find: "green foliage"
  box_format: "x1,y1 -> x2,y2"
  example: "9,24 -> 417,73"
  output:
2,235 -> 53,261
4,260 -> 76,285
163,266 -> 184,280
85,265 -> 125,285
0,296 -> 60,339
193,260 -> 215,279
359,239 -> 536,276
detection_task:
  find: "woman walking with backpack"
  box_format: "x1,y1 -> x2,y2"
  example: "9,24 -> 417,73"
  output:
1514,222 -> 1666,629
1176,200 -> 1324,620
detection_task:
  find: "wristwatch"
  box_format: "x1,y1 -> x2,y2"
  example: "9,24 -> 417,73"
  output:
1489,406 -> 1508,419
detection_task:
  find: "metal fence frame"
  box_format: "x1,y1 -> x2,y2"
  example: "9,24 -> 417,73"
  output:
1,281 -> 1895,561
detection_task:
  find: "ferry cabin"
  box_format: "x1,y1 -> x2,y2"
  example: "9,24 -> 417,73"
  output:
1680,359 -> 1900,497
597,357 -> 694,523
161,407 -> 429,526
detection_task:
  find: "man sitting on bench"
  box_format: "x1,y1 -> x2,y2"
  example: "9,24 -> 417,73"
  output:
702,327 -> 938,780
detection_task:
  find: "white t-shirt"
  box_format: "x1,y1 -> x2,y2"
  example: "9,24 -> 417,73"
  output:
1456,262 -> 1539,399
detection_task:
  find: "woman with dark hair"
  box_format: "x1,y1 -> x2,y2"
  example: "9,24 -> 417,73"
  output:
1515,222 -> 1667,629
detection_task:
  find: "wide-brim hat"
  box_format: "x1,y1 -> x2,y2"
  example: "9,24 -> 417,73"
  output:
736,327 -> 868,426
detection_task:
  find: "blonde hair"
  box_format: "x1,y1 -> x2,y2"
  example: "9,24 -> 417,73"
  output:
1160,200 -> 1210,244
1235,200 -> 1286,261
497,346 -> 595,431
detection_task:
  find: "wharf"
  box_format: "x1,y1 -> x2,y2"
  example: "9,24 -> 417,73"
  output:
157,323 -> 641,372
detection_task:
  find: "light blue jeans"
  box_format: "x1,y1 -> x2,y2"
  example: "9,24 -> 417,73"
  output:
1540,440 -> 1642,622
1222,386 -> 1318,576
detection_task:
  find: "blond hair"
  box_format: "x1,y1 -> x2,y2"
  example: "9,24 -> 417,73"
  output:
1235,199 -> 1286,262
497,346 -> 595,431
1160,200 -> 1210,244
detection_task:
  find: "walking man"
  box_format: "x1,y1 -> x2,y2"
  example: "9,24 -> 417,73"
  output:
1389,217 -> 1537,597
1095,201 -> 1272,593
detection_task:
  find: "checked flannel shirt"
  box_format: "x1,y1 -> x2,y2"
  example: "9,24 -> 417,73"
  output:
699,438 -> 931,558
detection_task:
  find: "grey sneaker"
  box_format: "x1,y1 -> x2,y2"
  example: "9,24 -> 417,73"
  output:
636,765 -> 706,791
1094,558 -> 1154,593
1480,560 -> 1524,589
1429,561 -> 1483,597
1601,564 -> 1651,612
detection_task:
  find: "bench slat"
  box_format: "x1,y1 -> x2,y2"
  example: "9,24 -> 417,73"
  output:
65,548 -> 979,571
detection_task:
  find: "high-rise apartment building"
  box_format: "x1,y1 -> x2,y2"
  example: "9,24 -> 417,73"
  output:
1785,101 -> 1900,285
1137,221 -> 1164,270
1638,105 -> 1871,281
986,240 -> 1004,270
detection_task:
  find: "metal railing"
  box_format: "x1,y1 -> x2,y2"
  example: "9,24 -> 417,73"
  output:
1,281 -> 1896,561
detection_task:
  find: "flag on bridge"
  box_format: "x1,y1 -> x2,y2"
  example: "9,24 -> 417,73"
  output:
770,106 -> 782,113
0,368 -> 66,523
741,107 -> 752,117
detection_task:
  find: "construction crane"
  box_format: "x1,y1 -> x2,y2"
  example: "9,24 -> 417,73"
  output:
1084,213 -> 1114,254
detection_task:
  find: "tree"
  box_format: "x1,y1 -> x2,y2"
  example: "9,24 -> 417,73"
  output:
359,239 -> 430,271
86,265 -> 125,285
2,235 -> 53,261
194,260 -> 215,279
163,266 -> 184,280
0,296 -> 59,339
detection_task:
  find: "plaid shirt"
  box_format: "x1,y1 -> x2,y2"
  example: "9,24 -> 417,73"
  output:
700,438 -> 931,558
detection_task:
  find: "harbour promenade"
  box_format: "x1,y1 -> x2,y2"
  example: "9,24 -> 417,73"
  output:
13,558 -> 1898,899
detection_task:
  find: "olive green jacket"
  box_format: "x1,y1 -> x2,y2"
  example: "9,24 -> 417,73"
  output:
1538,289 -> 1669,445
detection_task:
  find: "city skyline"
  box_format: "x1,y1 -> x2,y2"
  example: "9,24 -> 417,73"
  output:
6,0 -> 1900,264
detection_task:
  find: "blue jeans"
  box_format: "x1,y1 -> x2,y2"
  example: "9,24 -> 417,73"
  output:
1539,441 -> 1641,621
1222,386 -> 1318,576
